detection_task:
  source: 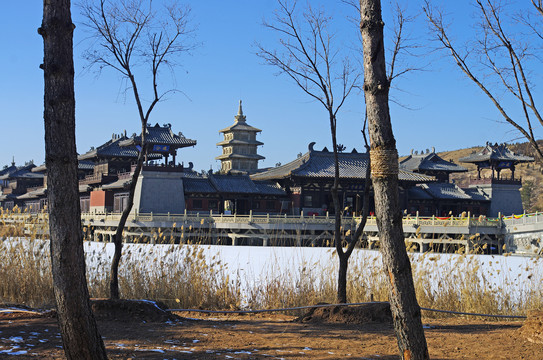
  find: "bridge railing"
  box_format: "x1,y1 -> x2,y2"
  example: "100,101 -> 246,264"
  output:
502,212 -> 542,226
6,210 -> 538,231
78,211 -> 504,229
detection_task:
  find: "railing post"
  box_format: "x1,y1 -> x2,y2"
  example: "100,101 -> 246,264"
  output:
184,208 -> 187,221
267,213 -> 270,223
416,211 -> 419,225
326,211 -> 329,220
523,211 -> 526,224
249,210 -> 253,222
467,211 -> 470,227
150,212 -> 153,221
300,210 -> 304,219
432,215 -> 435,226
168,212 -> 170,221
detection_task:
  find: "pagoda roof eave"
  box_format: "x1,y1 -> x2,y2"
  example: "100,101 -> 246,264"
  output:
219,123 -> 262,133
216,139 -> 264,146
215,154 -> 266,161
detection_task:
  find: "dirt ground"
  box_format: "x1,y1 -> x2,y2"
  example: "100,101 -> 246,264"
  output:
1,301 -> 542,359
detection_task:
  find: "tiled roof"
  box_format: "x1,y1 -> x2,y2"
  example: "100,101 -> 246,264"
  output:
0,164 -> 43,180
101,178 -> 131,190
400,151 -> 467,173
462,187 -> 490,201
78,160 -> 96,171
31,160 -> 96,173
421,183 -> 472,200
253,181 -> 286,196
407,186 -> 434,200
79,134 -> 140,160
182,175 -> 286,196
209,175 -> 261,194
410,183 -> 490,201
17,187 -> 47,200
251,144 -> 434,183
120,123 -> 197,148
0,165 -> 17,177
459,143 -> 534,163
183,178 -> 216,193
219,122 -> 262,133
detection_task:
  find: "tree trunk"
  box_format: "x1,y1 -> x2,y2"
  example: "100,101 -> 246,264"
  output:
337,252 -> 349,303
359,1 -> 429,359
109,150 -> 144,299
41,1 -> 107,358
336,141 -> 372,304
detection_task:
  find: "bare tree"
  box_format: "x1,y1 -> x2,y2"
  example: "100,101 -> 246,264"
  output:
80,0 -> 195,299
40,0 -> 107,358
359,0 -> 429,359
257,0 -> 366,304
424,0 -> 543,164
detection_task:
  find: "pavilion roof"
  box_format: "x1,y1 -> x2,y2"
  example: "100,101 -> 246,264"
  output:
0,164 -> 18,177
0,164 -> 43,181
119,123 -> 196,149
400,149 -> 467,173
79,134 -> 140,160
459,143 -> 534,164
250,143 -> 434,183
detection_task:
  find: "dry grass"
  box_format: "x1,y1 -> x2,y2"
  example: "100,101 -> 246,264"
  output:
1,210 -> 542,317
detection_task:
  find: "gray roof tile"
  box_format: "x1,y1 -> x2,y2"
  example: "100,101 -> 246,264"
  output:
120,123 -> 197,148
459,143 -> 534,163
251,145 -> 434,183
400,152 -> 467,173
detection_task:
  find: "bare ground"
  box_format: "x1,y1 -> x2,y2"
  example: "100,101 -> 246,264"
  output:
1,301 -> 542,359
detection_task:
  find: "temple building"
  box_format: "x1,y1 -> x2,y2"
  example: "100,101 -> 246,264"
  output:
459,142 -> 534,216
92,123 -> 197,214
216,101 -> 265,174
400,148 -> 490,216
400,147 -> 467,182
0,160 -> 44,211
251,142 -> 434,215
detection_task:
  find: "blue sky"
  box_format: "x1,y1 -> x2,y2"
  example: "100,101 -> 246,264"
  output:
1,1 -> 541,172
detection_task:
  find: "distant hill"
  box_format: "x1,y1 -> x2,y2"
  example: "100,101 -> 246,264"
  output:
434,141 -> 543,212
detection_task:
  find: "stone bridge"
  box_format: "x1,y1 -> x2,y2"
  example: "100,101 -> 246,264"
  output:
3,211 -> 542,255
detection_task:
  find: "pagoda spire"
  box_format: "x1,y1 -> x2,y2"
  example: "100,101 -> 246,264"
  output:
11,156 -> 15,167
235,100 -> 246,123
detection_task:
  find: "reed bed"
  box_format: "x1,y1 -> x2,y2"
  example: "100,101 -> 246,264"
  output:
0,209 -> 542,317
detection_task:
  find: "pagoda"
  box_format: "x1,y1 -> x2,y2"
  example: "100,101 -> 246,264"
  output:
459,142 -> 534,216
216,101 -> 265,174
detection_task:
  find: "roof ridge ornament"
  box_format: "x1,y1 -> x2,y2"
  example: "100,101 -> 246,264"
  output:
308,142 -> 316,152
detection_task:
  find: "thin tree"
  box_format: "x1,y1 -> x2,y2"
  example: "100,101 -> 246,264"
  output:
257,0 -> 364,304
80,0 -> 195,299
359,0 -> 429,359
424,0 -> 543,164
40,0 -> 108,358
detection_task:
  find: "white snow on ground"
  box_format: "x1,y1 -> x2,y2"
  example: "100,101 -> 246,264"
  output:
4,238 -> 543,305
